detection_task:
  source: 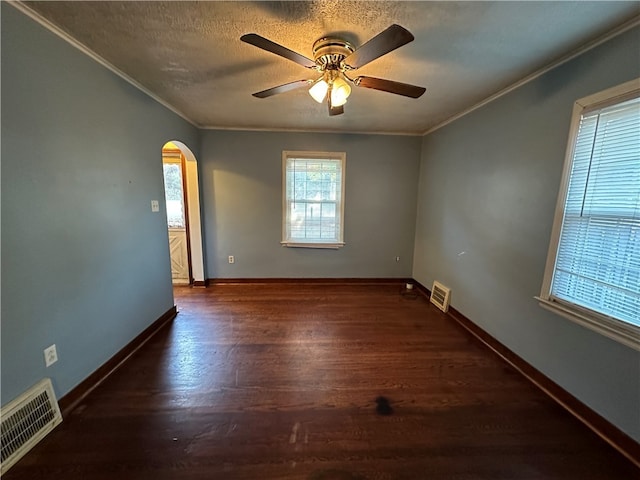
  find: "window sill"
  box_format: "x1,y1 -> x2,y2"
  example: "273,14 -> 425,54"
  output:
281,241 -> 345,249
535,296 -> 640,351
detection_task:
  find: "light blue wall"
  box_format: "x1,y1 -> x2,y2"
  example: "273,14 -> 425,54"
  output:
3,1 -> 637,445
200,130 -> 421,278
413,27 -> 640,441
1,4 -> 200,405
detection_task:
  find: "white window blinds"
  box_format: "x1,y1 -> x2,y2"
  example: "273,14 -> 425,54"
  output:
551,96 -> 640,326
282,152 -> 345,248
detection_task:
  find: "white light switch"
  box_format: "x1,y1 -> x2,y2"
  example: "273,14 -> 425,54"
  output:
151,200 -> 160,212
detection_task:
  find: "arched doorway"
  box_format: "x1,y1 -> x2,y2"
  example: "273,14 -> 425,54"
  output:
162,141 -> 205,285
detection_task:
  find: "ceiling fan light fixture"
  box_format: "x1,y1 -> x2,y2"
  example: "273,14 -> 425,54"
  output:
309,78 -> 329,103
330,75 -> 351,107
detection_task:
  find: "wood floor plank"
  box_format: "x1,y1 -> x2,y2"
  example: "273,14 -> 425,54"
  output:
4,283 -> 637,479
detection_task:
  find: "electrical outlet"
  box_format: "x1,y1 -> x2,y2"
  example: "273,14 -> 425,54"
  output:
44,344 -> 58,367
228,255 -> 235,264
151,200 -> 160,212
395,256 -> 400,262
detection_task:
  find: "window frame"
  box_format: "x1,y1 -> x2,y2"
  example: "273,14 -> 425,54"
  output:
537,78 -> 640,351
162,152 -> 187,230
281,150 -> 346,249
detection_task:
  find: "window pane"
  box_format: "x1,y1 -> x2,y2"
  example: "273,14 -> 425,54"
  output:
551,96 -> 640,326
284,153 -> 345,244
320,203 -> 335,239
163,163 -> 185,228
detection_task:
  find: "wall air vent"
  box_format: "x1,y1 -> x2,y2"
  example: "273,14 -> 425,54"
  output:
1,378 -> 62,474
430,281 -> 451,313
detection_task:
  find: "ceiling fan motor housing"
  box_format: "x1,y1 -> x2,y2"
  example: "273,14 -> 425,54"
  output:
312,37 -> 354,71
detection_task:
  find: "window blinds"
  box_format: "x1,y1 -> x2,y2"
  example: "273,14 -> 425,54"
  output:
551,96 -> 640,326
284,156 -> 343,244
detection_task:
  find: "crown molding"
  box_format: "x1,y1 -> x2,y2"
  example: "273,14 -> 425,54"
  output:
9,2 -> 638,138
422,15 -> 640,136
199,125 -> 422,137
9,1 -> 199,128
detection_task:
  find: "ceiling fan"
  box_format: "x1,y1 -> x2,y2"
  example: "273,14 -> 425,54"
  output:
240,24 -> 426,116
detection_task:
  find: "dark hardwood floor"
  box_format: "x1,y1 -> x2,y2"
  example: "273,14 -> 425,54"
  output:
5,283 -> 637,479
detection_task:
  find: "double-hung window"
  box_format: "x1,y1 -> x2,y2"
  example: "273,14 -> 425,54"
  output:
282,151 -> 346,248
538,79 -> 640,350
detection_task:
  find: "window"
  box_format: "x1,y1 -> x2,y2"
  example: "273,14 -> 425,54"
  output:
282,151 -> 346,248
538,79 -> 640,350
163,155 -> 186,228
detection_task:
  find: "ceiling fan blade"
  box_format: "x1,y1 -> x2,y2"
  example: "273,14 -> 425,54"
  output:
252,79 -> 314,98
329,104 -> 344,116
327,93 -> 345,116
344,24 -> 414,69
354,76 -> 426,98
241,33 -> 316,68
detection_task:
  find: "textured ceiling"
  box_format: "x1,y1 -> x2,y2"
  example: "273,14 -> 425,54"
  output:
19,1 -> 640,135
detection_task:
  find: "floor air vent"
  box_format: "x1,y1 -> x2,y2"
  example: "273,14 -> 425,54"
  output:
1,378 -> 62,474
430,281 -> 451,313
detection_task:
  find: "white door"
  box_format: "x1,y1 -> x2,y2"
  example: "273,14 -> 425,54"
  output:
163,155 -> 190,284
168,228 -> 189,283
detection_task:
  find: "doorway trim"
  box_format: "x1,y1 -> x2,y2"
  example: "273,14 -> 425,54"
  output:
163,140 -> 205,285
